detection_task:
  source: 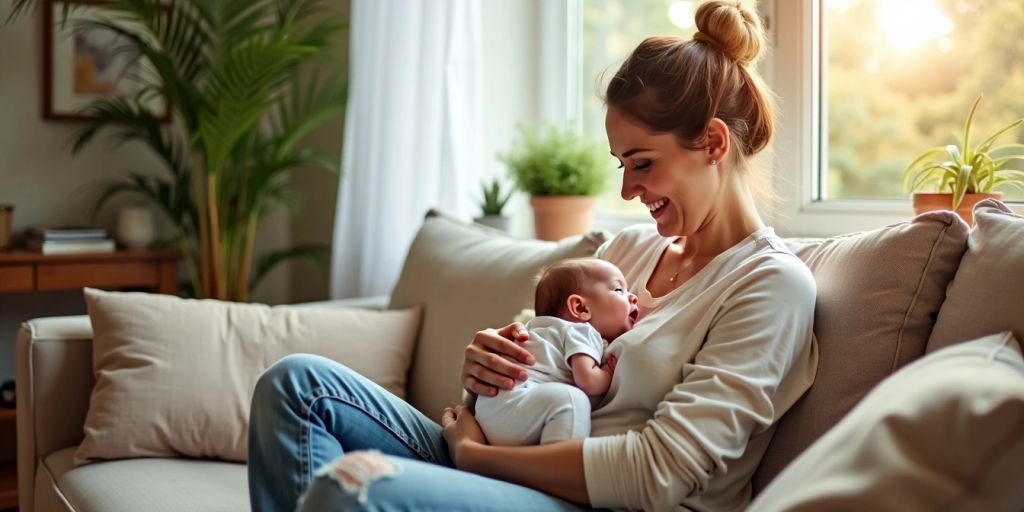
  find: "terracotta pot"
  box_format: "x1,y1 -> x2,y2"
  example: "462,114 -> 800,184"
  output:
530,196 -> 596,241
912,192 -> 1004,226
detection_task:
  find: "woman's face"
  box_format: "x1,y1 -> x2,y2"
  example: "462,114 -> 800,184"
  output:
606,106 -> 722,238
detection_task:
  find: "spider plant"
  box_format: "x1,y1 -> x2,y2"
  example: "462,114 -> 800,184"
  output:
8,0 -> 346,301
902,94 -> 1024,210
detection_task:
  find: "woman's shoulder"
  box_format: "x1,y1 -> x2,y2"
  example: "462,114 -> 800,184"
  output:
596,223 -> 663,259
743,242 -> 817,299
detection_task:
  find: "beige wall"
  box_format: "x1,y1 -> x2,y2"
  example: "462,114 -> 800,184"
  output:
0,2 -> 350,382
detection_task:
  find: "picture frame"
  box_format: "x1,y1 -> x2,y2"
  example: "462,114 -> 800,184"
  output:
42,0 -> 170,122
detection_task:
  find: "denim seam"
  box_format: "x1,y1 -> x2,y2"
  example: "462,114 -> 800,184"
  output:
297,386 -> 437,493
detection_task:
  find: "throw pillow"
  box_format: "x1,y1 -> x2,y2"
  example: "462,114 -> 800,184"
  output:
76,288 -> 422,465
749,332 -> 1024,512
390,210 -> 608,421
753,210 -> 969,491
928,199 -> 1024,352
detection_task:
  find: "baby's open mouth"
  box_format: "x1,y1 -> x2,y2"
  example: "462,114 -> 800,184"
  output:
629,308 -> 639,323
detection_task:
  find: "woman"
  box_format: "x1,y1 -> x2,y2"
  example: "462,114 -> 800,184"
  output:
248,2 -> 817,510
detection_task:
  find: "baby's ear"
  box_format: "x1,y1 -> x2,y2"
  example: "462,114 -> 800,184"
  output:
566,294 -> 592,322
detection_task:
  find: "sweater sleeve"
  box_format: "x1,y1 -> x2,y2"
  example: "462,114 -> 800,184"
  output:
583,255 -> 817,511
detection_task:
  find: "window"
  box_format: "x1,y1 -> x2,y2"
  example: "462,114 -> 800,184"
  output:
823,0 -> 1024,203
771,0 -> 1024,235
580,0 -> 699,218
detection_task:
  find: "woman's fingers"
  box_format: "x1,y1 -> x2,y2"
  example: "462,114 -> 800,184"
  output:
465,343 -> 529,383
465,360 -> 516,393
476,324 -> 535,365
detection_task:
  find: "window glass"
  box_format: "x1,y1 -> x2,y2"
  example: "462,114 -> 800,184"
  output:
582,0 -> 699,214
825,0 -> 1024,201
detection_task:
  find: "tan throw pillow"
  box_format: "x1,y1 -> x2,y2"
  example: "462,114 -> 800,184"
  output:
928,199 -> 1024,353
749,332 -> 1024,512
753,211 -> 969,492
390,210 -> 608,421
77,288 -> 422,465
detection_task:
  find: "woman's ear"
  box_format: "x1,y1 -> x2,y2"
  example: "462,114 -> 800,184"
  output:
706,118 -> 730,165
566,294 -> 592,322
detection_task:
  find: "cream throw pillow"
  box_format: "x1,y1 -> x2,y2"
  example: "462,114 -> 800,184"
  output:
928,199 -> 1024,353
76,288 -> 422,465
749,331 -> 1024,511
390,210 -> 609,421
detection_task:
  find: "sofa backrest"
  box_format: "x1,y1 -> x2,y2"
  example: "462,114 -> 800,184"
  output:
752,210 -> 969,492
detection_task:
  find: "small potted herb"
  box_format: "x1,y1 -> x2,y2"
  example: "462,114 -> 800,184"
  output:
903,94 -> 1024,225
474,178 -> 513,232
500,123 -> 607,240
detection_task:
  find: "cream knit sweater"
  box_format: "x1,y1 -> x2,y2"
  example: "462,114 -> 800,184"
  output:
584,225 -> 818,512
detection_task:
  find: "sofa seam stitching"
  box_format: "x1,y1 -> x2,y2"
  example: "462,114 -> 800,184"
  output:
891,222 -> 952,373
39,453 -> 80,512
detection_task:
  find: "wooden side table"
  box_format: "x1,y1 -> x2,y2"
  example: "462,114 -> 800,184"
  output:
0,249 -> 180,294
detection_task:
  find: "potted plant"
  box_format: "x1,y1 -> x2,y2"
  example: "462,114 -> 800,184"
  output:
8,0 -> 346,301
474,178 -> 513,232
903,94 -> 1024,226
500,123 -> 607,240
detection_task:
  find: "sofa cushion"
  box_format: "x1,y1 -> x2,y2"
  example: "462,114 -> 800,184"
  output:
43,446 -> 246,512
76,288 -> 422,464
753,211 -> 969,492
928,199 -> 1024,353
749,332 -> 1024,511
390,210 -> 608,421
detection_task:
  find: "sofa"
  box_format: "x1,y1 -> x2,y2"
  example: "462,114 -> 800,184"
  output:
15,203 -> 1024,512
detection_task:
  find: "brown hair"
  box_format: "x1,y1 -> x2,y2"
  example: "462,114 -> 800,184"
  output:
603,0 -> 775,160
534,258 -> 606,318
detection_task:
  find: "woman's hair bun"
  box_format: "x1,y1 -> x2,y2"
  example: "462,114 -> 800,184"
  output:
693,0 -> 767,66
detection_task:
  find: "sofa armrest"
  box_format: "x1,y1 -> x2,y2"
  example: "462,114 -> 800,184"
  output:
16,315 -> 95,512
287,294 -> 391,311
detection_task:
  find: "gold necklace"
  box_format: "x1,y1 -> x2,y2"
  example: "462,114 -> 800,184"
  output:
667,240 -> 691,283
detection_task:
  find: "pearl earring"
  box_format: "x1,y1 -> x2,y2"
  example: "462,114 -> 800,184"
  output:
710,159 -> 718,166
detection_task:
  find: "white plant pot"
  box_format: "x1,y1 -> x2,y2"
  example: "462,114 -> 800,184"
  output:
474,214 -> 510,233
117,206 -> 155,250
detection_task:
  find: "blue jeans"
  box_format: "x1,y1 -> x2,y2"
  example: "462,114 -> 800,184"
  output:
248,354 -> 594,511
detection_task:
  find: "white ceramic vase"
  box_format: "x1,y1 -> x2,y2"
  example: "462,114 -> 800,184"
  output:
117,206 -> 155,250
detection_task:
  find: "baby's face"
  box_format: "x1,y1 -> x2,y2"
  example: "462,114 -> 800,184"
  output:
581,261 -> 639,340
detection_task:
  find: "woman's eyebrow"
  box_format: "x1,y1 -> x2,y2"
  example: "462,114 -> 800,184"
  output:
610,148 -> 653,158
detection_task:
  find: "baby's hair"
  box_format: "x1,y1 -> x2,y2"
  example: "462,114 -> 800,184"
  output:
534,257 -> 608,318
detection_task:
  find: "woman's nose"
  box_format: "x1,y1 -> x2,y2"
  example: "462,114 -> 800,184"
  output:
620,174 -> 641,201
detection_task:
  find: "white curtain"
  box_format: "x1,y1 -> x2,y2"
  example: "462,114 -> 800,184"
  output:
330,0 -> 483,299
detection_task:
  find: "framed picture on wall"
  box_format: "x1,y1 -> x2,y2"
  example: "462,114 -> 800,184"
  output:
42,0 -> 170,122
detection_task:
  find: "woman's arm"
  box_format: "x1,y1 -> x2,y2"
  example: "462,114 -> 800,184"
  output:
442,405 -> 590,504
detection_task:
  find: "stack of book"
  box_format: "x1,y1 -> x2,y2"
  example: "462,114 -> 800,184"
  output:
25,226 -> 116,255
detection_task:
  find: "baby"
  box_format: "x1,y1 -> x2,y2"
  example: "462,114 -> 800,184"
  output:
475,257 -> 639,446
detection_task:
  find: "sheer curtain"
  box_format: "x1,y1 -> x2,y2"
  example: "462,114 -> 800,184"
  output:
330,0 -> 482,299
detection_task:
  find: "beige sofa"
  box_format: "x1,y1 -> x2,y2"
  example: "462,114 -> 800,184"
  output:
16,204 -> 1024,511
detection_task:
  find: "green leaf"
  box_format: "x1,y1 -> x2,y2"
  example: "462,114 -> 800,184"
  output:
249,243 -> 329,292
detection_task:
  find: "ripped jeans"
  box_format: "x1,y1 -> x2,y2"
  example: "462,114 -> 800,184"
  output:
247,354 -> 594,511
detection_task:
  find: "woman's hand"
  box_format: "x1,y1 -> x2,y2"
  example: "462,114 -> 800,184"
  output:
462,322 -> 536,398
441,405 -> 487,470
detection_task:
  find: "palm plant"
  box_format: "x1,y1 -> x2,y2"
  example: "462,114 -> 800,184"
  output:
902,94 -> 1024,210
9,0 -> 346,301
